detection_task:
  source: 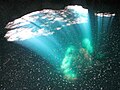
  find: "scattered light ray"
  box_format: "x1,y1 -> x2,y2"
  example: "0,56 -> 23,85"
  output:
4,5 -> 94,80
95,12 -> 115,57
18,36 -> 63,67
5,5 -> 117,81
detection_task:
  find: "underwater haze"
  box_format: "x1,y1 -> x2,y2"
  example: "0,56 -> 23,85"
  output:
1,5 -> 120,90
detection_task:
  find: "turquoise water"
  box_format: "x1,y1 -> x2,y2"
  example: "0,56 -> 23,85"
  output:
5,5 -> 115,81
18,23 -> 94,81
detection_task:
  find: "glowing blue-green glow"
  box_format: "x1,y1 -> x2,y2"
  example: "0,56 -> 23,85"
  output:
61,43 -> 94,80
82,38 -> 93,54
18,36 -> 63,67
4,5 -> 97,81
61,46 -> 77,80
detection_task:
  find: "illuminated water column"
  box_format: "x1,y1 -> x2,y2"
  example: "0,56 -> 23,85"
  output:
4,5 -> 97,81
95,13 -> 115,58
73,6 -> 92,41
77,8 -> 93,56
61,46 -> 77,80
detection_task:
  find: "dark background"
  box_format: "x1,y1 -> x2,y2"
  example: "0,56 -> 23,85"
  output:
0,0 -> 120,90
